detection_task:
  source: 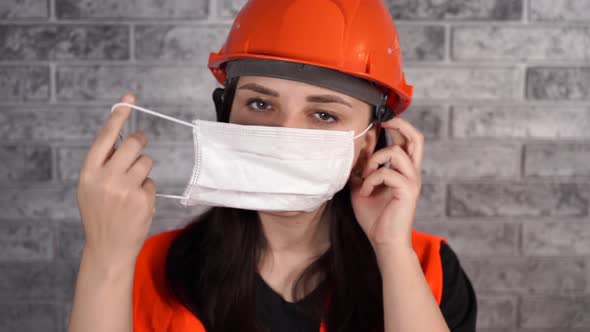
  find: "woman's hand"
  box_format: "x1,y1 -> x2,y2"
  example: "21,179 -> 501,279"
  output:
349,117 -> 424,255
76,93 -> 156,269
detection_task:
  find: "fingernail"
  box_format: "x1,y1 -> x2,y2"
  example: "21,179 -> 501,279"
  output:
122,93 -> 135,103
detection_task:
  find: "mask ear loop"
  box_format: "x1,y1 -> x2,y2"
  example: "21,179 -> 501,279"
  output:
110,102 -> 196,201
110,102 -> 197,129
353,122 -> 374,140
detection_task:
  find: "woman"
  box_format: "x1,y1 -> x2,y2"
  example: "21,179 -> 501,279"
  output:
68,1 -> 477,331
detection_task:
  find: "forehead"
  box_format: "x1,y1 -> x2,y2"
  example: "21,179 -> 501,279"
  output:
236,75 -> 364,104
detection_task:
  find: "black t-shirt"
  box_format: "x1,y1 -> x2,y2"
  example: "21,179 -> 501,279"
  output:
255,241 -> 477,332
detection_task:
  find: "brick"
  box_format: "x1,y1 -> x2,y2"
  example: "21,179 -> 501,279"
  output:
405,67 -> 520,100
0,145 -> 52,183
56,66 -> 215,104
397,25 -> 445,61
135,105 -> 216,142
453,26 -> 590,61
135,26 -> 229,62
56,0 -> 209,19
0,221 -> 53,261
385,0 -> 523,20
0,261 -> 76,300
452,106 -> 590,139
399,105 -> 448,139
0,303 -> 57,332
415,182 -> 445,218
0,261 -> 56,299
422,141 -> 521,178
521,296 -> 590,328
218,0 -> 246,18
62,302 -> 72,332
0,25 -> 129,61
0,185 -> 79,220
0,66 -> 49,102
523,220 -> 590,255
0,0 -> 48,19
57,261 -> 79,300
448,182 -> 589,217
530,0 -> 590,22
140,144 -> 194,185
57,223 -> 83,260
0,107 -> 115,143
527,67 -> 590,101
477,296 -> 518,328
57,147 -> 85,182
415,221 -> 519,256
462,257 -> 588,294
525,143 -> 590,177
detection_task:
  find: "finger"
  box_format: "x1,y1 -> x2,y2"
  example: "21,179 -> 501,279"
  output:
104,132 -> 122,162
359,167 -> 409,197
388,126 -> 408,148
142,177 -> 157,214
106,130 -> 148,173
142,177 -> 157,197
127,154 -> 154,187
84,94 -> 135,169
380,117 -> 425,170
362,145 -> 418,182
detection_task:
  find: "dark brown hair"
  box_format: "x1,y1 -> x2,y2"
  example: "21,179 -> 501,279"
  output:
165,77 -> 389,331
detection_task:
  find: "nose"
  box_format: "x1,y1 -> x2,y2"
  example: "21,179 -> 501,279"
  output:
267,110 -> 307,130
278,115 -> 304,129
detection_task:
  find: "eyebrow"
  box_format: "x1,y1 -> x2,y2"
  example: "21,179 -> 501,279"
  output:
306,95 -> 352,108
238,83 -> 279,97
238,83 -> 353,108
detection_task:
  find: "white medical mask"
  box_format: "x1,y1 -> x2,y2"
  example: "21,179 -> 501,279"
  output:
110,103 -> 373,212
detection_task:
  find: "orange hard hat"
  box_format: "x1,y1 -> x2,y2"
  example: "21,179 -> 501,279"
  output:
208,0 -> 413,115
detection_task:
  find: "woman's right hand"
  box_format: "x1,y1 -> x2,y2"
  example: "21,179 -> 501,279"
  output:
76,93 -> 156,269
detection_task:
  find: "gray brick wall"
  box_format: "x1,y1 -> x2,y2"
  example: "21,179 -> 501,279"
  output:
0,0 -> 588,331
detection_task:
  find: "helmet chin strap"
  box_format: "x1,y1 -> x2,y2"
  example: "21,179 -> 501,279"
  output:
375,93 -> 395,123
212,87 -> 225,121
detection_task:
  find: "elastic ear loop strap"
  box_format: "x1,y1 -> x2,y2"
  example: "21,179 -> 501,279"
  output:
354,122 -> 374,139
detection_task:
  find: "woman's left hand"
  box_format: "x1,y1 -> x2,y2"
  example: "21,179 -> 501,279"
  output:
349,117 -> 424,254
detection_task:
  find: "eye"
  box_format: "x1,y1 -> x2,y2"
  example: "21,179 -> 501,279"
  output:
313,111 -> 338,123
246,98 -> 272,111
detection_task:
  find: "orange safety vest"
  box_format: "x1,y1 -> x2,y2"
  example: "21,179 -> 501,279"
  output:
133,228 -> 446,332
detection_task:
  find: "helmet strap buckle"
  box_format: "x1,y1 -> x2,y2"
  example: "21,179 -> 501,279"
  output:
375,93 -> 395,123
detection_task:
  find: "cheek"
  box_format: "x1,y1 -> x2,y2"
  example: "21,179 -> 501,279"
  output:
350,138 -> 365,170
228,96 -> 256,125
228,101 -> 240,124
